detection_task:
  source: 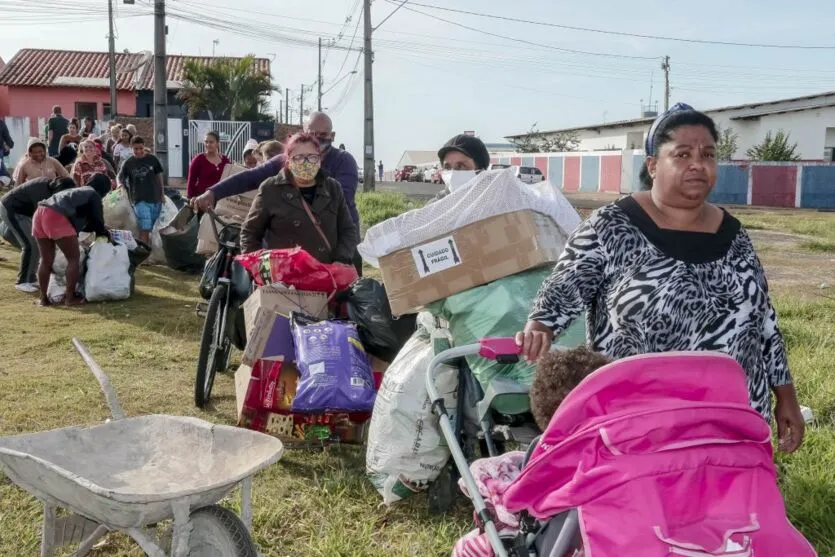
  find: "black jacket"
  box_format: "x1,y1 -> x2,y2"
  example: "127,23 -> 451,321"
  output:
39,187 -> 108,236
1,178 -> 56,217
0,120 -> 13,155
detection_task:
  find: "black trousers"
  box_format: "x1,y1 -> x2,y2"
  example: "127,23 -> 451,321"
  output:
0,204 -> 38,284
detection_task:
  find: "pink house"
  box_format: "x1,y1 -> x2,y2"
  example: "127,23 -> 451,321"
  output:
0,48 -> 270,136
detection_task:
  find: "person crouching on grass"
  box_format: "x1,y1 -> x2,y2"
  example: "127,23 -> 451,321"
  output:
32,174 -> 112,307
117,136 -> 165,245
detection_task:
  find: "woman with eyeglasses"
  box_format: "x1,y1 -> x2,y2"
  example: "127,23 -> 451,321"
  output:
240,131 -> 358,264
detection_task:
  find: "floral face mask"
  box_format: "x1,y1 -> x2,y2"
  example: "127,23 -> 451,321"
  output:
288,155 -> 321,181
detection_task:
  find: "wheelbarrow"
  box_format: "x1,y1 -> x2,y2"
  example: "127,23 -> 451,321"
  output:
0,339 -> 284,557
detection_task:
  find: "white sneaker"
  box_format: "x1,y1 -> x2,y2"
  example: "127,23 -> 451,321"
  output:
15,283 -> 39,293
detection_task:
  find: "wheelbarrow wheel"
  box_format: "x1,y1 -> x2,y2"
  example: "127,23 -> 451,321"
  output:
195,284 -> 228,408
184,505 -> 258,557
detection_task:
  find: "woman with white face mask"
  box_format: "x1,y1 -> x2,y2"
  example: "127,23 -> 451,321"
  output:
434,134 -> 491,197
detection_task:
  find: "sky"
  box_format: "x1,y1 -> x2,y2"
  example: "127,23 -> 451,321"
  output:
3,0 -> 835,169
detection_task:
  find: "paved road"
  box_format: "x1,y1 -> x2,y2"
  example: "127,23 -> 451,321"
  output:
371,180 -> 619,209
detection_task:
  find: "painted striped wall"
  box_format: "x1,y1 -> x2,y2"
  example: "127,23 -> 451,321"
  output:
489,150 -> 835,209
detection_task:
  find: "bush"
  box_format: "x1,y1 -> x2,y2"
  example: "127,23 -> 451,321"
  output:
357,192 -> 423,231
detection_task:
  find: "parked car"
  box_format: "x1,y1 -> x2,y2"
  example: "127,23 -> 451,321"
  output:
430,168 -> 442,184
408,168 -> 425,182
517,166 -> 545,184
489,163 -> 510,170
395,165 -> 417,182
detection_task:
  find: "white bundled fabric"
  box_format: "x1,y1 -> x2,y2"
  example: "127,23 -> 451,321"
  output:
146,196 -> 179,265
358,167 -> 582,267
47,249 -> 88,303
366,316 -> 458,505
85,241 -> 132,302
103,187 -> 139,235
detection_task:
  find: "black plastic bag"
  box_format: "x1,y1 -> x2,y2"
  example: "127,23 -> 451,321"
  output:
127,240 -> 151,295
160,206 -> 206,274
342,278 -> 417,362
199,251 -> 221,300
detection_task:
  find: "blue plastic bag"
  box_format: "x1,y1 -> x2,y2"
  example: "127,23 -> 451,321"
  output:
290,314 -> 376,414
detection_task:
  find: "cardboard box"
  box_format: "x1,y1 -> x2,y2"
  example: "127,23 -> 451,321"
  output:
240,286 -> 328,365
379,210 -> 564,316
235,357 -> 387,445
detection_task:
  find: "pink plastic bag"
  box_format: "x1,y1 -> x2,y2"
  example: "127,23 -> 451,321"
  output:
236,247 -> 358,295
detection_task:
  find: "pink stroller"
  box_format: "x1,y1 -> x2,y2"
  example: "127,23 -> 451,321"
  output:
429,342 -> 817,556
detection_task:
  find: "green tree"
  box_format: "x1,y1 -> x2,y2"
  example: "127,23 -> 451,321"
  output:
746,130 -> 801,161
716,126 -> 739,161
177,55 -> 276,121
513,123 -> 579,153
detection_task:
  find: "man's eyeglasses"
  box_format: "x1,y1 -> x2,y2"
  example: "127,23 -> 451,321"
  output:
291,154 -> 321,164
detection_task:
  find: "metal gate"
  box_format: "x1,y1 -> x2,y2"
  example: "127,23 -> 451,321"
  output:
188,120 -> 252,165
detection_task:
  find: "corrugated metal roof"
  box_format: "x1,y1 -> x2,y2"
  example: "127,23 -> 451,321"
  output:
0,49 -> 271,91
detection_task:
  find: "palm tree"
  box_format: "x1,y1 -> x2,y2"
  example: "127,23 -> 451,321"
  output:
177,55 -> 276,121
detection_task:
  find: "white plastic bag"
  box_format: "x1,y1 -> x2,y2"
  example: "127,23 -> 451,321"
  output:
358,167 -> 582,267
366,328 -> 459,505
145,196 -> 179,265
47,248 -> 87,304
102,187 -> 139,235
84,241 -> 131,302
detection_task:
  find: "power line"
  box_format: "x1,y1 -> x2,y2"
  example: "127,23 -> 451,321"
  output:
395,0 -> 835,50
374,0 -> 408,31
381,0 -> 659,60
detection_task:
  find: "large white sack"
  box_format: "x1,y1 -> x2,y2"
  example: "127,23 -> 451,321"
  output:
84,241 -> 131,302
358,167 -> 582,267
102,187 -> 139,235
366,330 -> 459,505
47,249 -> 87,304
146,196 -> 179,265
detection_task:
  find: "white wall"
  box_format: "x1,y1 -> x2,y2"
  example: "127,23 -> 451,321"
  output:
4,116 -> 30,169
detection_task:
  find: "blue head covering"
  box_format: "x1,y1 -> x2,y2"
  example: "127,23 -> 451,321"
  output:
644,102 -> 696,156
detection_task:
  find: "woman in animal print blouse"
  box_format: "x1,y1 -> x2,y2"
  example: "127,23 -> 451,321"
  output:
516,104 -> 805,453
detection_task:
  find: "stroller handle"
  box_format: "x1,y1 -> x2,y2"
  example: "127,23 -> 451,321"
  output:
425,337 -> 567,557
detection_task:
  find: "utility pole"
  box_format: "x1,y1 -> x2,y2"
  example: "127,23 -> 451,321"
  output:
285,88 -> 290,125
662,55 -> 671,111
299,84 -> 304,126
279,100 -> 283,124
317,38 -> 323,111
107,0 -> 118,120
362,0 -> 375,190
153,0 -> 168,179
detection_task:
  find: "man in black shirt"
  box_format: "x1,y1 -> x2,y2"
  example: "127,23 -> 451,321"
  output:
117,136 -> 165,244
0,177 -> 75,291
47,106 -> 69,157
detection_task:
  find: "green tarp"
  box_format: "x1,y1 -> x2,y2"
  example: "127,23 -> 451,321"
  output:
427,268 -> 586,388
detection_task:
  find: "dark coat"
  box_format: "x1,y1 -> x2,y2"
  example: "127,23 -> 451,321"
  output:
241,168 -> 358,264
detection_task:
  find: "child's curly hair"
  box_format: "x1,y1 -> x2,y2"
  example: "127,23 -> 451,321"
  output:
530,346 -> 612,431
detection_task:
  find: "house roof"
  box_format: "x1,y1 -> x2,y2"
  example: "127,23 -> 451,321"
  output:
0,49 -> 271,91
396,150 -> 438,168
506,90 -> 835,139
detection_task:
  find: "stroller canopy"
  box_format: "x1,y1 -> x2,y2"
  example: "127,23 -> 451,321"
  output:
503,352 -> 815,555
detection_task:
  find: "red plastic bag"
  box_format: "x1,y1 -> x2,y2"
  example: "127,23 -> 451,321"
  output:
236,247 -> 357,296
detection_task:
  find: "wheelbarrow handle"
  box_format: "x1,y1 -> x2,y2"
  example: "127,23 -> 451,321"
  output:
72,338 -> 126,420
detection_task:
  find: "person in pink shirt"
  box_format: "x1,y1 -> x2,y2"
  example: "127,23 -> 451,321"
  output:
186,131 -> 230,199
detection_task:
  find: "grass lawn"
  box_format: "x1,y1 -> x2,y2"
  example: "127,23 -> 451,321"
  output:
0,196 -> 833,555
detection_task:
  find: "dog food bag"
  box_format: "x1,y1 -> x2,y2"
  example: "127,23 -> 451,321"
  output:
290,314 -> 376,414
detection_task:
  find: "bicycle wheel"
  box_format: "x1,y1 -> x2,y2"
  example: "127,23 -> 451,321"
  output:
195,284 -> 228,408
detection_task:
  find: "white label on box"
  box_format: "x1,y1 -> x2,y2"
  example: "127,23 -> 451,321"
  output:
411,236 -> 462,278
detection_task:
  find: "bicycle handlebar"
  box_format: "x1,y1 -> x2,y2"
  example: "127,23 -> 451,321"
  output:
205,208 -> 242,248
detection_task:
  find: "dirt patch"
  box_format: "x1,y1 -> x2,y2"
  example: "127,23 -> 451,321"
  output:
749,229 -> 835,295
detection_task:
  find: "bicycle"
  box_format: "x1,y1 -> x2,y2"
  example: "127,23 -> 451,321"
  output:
195,208 -> 250,409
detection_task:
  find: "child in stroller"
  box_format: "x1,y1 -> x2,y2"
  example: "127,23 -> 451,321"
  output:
441,344 -> 816,557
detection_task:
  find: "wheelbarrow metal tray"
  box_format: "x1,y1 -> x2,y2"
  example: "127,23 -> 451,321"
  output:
0,414 -> 283,529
